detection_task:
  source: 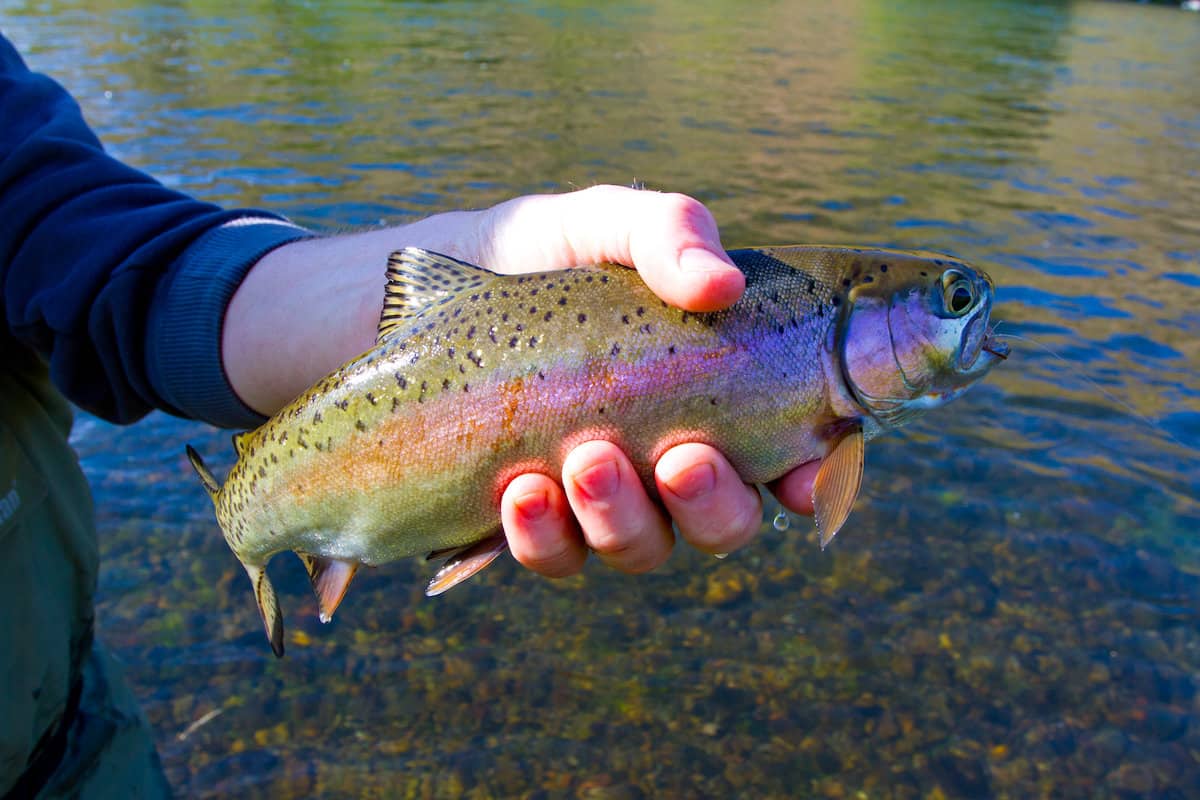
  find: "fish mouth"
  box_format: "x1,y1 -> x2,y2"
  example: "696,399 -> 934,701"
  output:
961,314 -> 1009,372
981,329 -> 1010,361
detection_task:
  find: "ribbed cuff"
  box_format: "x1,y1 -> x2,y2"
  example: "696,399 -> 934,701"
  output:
147,217 -> 314,428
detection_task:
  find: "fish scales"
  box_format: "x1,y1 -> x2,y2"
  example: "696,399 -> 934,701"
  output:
188,244 -> 1007,656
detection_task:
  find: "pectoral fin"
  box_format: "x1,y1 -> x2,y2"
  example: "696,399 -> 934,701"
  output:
812,423 -> 865,549
297,554 -> 359,623
425,534 -> 509,596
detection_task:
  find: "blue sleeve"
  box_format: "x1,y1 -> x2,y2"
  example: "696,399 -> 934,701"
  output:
0,34 -> 314,428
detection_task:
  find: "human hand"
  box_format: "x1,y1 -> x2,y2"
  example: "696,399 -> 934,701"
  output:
225,185 -> 819,576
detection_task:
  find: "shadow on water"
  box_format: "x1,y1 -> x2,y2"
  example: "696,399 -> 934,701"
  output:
7,0 -> 1198,795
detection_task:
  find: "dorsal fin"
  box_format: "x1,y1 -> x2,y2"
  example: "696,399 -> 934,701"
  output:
379,248 -> 496,343
231,431 -> 252,458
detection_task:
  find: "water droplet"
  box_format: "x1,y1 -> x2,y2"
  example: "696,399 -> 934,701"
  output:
772,510 -> 790,532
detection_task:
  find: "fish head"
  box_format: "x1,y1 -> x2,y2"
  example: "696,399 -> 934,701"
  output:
838,251 -> 1007,427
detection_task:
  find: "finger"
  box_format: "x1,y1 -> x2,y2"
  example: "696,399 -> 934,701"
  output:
477,185 -> 745,312
561,440 -> 675,573
501,473 -> 588,578
654,443 -> 763,555
766,460 -> 821,516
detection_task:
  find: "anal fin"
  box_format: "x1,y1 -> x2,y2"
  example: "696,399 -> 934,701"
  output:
297,553 -> 359,623
425,534 -> 509,596
812,423 -> 865,549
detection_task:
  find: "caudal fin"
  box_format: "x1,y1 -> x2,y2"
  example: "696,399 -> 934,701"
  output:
185,445 -> 221,501
244,563 -> 285,658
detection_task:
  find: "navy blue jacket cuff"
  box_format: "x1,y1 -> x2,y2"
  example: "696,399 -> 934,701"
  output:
147,218 -> 313,429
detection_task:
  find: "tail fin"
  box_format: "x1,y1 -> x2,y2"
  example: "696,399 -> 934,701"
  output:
187,445 -> 283,657
245,563 -> 286,658
186,445 -> 221,502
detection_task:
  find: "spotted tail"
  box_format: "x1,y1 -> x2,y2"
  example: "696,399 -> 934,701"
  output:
186,445 -> 286,658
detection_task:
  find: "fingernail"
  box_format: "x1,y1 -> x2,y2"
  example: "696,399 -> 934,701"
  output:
572,459 -> 621,502
662,461 -> 716,502
514,490 -> 548,522
678,246 -> 733,274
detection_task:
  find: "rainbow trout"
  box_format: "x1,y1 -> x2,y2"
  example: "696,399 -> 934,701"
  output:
188,246 -> 1008,656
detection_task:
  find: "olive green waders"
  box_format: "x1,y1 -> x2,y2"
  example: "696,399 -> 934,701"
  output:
2,350 -> 171,798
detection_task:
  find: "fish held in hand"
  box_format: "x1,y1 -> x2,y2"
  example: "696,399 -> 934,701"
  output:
187,245 -> 1007,656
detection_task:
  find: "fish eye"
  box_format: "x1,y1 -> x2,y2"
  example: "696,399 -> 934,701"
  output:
940,270 -> 976,317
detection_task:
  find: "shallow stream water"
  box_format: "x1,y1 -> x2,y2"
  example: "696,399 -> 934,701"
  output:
6,0 -> 1199,796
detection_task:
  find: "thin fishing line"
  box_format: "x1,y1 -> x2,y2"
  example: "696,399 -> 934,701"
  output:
990,325 -> 1187,450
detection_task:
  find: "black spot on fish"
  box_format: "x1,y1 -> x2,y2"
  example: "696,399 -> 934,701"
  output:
681,312 -> 690,324
529,306 -> 538,315
668,345 -> 676,355
530,289 -> 539,297
515,323 -> 524,332
529,336 -> 538,348
598,406 -> 605,414
366,392 -> 377,405
881,263 -> 890,272
777,325 -> 785,335
863,275 -> 874,283
578,313 -> 587,324
442,378 -> 451,391
463,383 -> 470,393
502,312 -> 510,323
470,294 -> 479,301
356,419 -> 367,432
270,453 -> 278,464
636,306 -> 645,317
392,397 -> 400,412
396,373 -> 408,389
312,410 -> 322,424
484,291 -> 492,300
710,397 -> 718,405
466,326 -> 476,340
501,290 -> 510,298
509,336 -> 519,348
486,306 -> 494,315
558,297 -> 567,306
538,371 -> 546,380
832,296 -> 841,307
543,311 -> 552,322
279,431 -> 288,444
920,271 -> 928,277
585,276 -> 593,283
611,343 -> 621,356
448,346 -> 456,358
842,278 -> 851,287
622,314 -> 630,324
459,364 -> 466,374
600,275 -> 609,284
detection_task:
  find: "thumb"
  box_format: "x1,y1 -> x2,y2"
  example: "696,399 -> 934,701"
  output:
477,185 -> 745,312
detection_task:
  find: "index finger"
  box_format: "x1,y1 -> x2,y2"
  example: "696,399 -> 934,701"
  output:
477,185 -> 745,312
